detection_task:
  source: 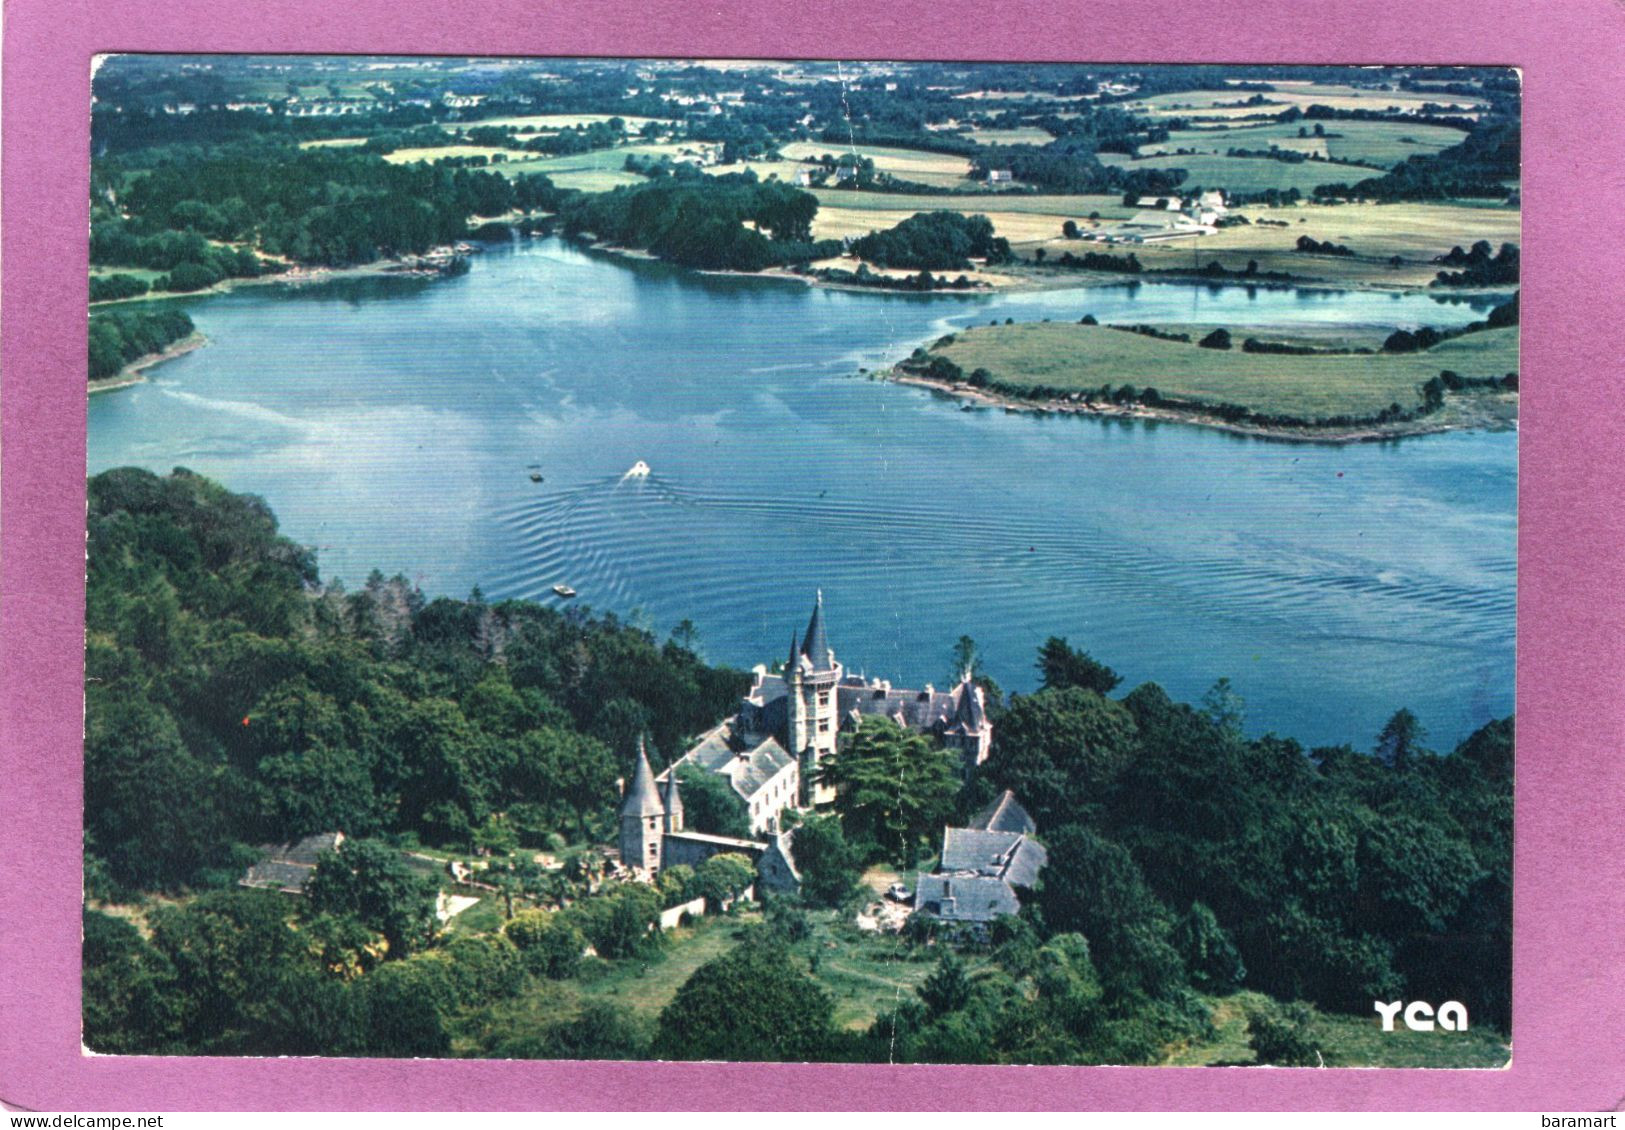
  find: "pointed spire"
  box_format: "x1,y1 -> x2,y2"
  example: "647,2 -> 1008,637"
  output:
800,589 -> 832,671
787,630 -> 799,674
621,734 -> 664,818
662,770 -> 684,821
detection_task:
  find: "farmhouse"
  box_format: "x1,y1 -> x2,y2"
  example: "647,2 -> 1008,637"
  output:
912,791 -> 1047,929
987,168 -> 1014,184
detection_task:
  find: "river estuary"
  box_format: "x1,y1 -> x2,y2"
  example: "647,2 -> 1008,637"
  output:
88,237 -> 1516,748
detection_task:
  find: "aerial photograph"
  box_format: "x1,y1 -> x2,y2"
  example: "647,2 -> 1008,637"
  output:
83,55 -> 1517,1066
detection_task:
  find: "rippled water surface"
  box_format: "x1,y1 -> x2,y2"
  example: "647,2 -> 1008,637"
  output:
88,238 -> 1516,748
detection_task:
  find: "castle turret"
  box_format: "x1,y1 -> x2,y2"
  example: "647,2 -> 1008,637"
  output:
943,672 -> 994,779
788,591 -> 842,805
618,735 -> 665,874
662,768 -> 684,834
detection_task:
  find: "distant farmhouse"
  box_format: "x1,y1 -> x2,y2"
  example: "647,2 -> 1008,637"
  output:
913,791 -> 1048,931
618,592 -> 995,892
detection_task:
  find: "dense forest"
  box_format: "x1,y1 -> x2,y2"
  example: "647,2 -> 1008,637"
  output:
88,308 -> 196,381
556,174 -> 841,271
83,471 -> 1511,1061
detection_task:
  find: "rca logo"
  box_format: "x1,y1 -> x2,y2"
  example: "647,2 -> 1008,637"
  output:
1374,1000 -> 1469,1032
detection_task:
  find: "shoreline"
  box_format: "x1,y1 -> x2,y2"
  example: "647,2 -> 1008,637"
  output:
885,369 -> 1517,445
88,332 -> 209,395
573,235 -> 1509,300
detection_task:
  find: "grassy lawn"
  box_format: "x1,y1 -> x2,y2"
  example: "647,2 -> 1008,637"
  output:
1165,992 -> 1510,1068
574,910 -> 758,1020
800,911 -> 956,1032
927,322 -> 1518,419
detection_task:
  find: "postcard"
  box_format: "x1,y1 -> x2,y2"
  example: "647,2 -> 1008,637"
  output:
4,0 -> 1625,1114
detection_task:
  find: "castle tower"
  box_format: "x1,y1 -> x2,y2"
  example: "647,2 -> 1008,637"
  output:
662,768 -> 684,834
618,735 -> 665,874
788,590 -> 842,806
943,672 -> 994,780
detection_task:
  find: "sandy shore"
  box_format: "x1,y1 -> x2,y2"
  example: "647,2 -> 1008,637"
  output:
89,332 -> 209,395
886,369 -> 1518,444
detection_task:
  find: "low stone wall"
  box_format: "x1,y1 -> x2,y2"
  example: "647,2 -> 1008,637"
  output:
658,895 -> 707,930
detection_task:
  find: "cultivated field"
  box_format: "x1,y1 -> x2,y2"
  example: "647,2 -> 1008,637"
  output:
1042,200 -> 1522,287
927,322 -> 1518,418
383,144 -> 528,164
1127,82 -> 1486,121
298,137 -> 368,149
967,125 -> 1056,146
447,113 -> 668,134
810,190 -> 1136,243
1137,118 -> 1467,167
779,140 -> 974,188
1099,152 -> 1384,195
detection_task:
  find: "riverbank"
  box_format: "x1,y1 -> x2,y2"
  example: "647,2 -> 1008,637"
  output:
886,368 -> 1517,443
88,332 -> 208,395
89,254 -> 472,311
886,318 -> 1518,443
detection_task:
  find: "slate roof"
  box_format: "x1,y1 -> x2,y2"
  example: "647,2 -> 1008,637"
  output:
666,722 -> 795,803
240,831 -> 344,894
622,735 -> 665,818
662,770 -> 683,820
945,678 -> 987,733
800,591 -> 834,671
837,679 -> 959,731
913,873 -> 1021,923
939,828 -> 1048,889
970,790 -> 1036,836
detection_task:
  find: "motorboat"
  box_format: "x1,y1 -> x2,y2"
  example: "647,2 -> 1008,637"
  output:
552,584 -> 577,598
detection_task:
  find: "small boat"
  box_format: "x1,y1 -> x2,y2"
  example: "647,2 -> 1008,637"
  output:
960,402 -> 976,411
625,460 -> 651,478
552,584 -> 577,599
529,472 -> 543,482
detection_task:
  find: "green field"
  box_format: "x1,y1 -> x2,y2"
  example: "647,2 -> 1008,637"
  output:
1165,992 -> 1510,1068
1128,82 -> 1487,122
780,140 -> 974,188
1105,152 -> 1384,195
1138,118 -> 1467,168
927,322 -> 1518,419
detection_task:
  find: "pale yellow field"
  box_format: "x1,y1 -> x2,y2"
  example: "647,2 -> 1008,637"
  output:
780,141 -> 973,187
967,126 -> 1054,145
809,191 -> 1139,244
545,169 -> 647,192
447,113 -> 667,134
1069,200 -> 1521,286
298,137 -> 368,149
1129,82 -> 1485,121
383,145 -> 528,164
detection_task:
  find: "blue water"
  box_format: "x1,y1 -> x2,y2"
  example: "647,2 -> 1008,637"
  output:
88,238 -> 1516,749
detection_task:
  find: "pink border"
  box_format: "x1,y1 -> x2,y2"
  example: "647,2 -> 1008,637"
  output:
6,0 -> 1625,1111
